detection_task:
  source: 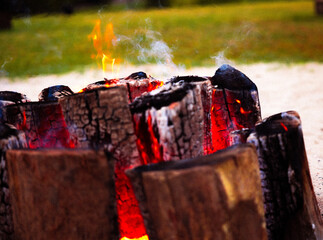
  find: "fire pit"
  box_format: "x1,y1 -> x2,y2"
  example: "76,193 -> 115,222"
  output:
0,65 -> 322,240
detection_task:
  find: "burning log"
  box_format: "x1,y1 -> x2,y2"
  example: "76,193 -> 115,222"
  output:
130,83 -> 204,164
247,111 -> 323,240
38,85 -> 74,102
0,123 -> 26,239
3,101 -> 73,149
209,64 -> 261,153
0,91 -> 29,122
82,72 -> 163,102
59,86 -> 147,239
167,76 -> 213,154
126,144 -> 267,240
6,150 -> 119,240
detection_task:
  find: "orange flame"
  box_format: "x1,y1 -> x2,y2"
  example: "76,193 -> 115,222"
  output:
88,20 -> 121,78
235,99 -> 252,115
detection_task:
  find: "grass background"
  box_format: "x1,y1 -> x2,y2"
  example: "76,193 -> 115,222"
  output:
0,0 -> 322,78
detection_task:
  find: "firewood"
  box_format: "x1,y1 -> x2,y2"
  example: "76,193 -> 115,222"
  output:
82,72 -> 163,102
59,86 -> 146,239
247,111 -> 323,240
38,85 -> 74,102
209,64 -> 261,153
4,101 -> 73,149
6,150 -> 119,240
168,76 -> 214,154
130,83 -> 204,164
127,144 -> 267,240
0,123 -> 26,239
0,91 -> 29,122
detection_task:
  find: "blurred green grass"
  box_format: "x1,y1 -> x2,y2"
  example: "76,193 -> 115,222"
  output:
0,1 -> 322,78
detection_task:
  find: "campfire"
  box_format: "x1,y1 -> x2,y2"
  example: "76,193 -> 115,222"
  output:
0,20 -> 322,240
0,63 -> 322,240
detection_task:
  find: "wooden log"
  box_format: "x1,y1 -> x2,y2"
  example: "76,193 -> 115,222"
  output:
59,86 -> 146,239
168,76 -> 214,154
0,91 -> 29,122
38,85 -> 74,102
127,144 -> 267,240
247,111 -> 323,240
130,83 -> 204,163
0,124 -> 26,239
82,72 -> 163,103
4,101 -> 73,149
209,64 -> 261,153
6,149 -> 119,240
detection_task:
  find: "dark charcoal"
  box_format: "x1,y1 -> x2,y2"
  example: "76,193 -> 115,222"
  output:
0,92 -> 28,104
38,85 -> 74,102
130,83 -> 195,114
211,64 -> 257,91
125,71 -> 148,80
168,75 -> 210,84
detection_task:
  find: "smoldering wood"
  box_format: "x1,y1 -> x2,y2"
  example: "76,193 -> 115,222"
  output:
4,101 -> 72,149
127,144 -> 267,240
209,64 -> 261,153
0,91 -> 29,122
168,76 -> 213,154
6,149 -> 119,240
82,72 -> 163,103
0,123 -> 26,239
247,111 -> 323,240
130,83 -> 204,163
59,86 -> 146,238
38,85 -> 74,102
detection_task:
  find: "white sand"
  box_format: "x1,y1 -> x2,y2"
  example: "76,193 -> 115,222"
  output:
0,62 -> 322,212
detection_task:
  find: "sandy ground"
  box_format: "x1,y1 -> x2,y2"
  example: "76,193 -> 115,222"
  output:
0,62 -> 322,212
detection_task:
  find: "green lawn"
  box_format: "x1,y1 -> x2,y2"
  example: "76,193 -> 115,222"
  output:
0,1 -> 322,78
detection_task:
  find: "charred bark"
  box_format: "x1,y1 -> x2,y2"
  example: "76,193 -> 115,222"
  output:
4,101 -> 73,149
247,111 -> 323,240
38,85 -> 74,102
127,144 -> 267,240
130,83 -> 204,164
209,64 -> 261,153
6,150 -> 119,240
0,123 -> 26,239
82,72 -> 163,103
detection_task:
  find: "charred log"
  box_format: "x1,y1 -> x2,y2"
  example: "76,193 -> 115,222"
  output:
0,91 -> 29,123
38,85 -> 74,102
168,76 -> 213,154
0,123 -> 26,239
130,83 -> 204,164
209,64 -> 261,153
6,150 -> 119,240
126,144 -> 267,240
82,72 -> 163,102
59,86 -> 146,239
247,111 -> 323,240
4,102 -> 73,149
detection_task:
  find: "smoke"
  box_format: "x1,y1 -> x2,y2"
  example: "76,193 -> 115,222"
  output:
211,22 -> 256,69
0,58 -> 13,77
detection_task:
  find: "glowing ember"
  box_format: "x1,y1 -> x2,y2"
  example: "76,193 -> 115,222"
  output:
88,20 -> 121,78
280,122 -> 288,131
120,235 -> 149,240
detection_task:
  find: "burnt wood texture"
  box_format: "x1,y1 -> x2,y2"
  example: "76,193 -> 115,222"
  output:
6,150 -> 119,240
209,64 -> 261,153
4,102 -> 73,149
130,83 -> 204,164
247,111 -> 323,240
0,124 -> 26,239
127,144 -> 267,240
59,86 -> 146,238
